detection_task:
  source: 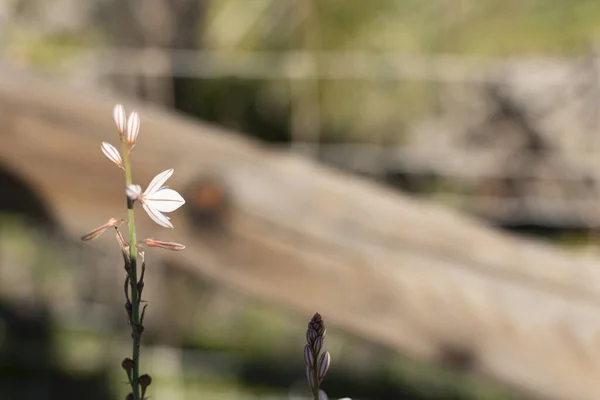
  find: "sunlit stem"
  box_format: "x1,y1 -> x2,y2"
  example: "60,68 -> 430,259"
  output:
122,142 -> 141,400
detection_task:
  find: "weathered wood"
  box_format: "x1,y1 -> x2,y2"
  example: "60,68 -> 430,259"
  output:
2,67 -> 600,399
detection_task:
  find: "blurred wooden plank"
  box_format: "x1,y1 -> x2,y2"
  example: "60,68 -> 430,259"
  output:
1,67 -> 600,399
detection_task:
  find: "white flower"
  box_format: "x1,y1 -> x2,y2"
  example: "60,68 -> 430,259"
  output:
101,141 -> 124,170
126,110 -> 140,150
138,169 -> 185,228
113,104 -> 126,136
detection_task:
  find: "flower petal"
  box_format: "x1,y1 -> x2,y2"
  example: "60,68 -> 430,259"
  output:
143,169 -> 174,196
141,201 -> 173,228
113,104 -> 126,135
144,188 -> 185,212
101,142 -> 124,170
126,111 -> 140,148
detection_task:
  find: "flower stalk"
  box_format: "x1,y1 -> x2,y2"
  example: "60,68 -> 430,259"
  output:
82,104 -> 185,400
122,138 -> 142,399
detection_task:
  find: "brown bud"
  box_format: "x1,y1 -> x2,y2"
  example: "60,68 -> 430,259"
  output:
81,218 -> 124,241
139,373 -> 152,397
141,237 -> 186,251
125,393 -> 134,400
139,373 -> 152,386
122,358 -> 134,377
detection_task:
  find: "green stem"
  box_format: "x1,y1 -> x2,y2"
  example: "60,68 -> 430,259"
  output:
122,142 -> 141,400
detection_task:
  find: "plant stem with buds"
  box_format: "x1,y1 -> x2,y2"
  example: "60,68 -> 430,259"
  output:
122,143 -> 141,400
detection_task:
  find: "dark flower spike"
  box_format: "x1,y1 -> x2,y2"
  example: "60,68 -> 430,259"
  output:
305,313 -> 331,400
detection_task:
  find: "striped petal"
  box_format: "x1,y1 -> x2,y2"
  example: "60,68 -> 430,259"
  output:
141,201 -> 173,228
126,111 -> 140,149
101,142 -> 124,170
113,104 -> 126,136
144,188 -> 185,212
143,169 -> 174,196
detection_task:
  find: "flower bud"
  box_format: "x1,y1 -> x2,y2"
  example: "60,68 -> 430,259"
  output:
121,358 -> 134,377
114,104 -> 126,137
126,184 -> 142,201
304,344 -> 315,366
101,142 -> 124,170
81,218 -> 123,241
318,351 -> 331,382
140,373 -> 152,396
126,111 -> 140,150
141,238 -> 186,251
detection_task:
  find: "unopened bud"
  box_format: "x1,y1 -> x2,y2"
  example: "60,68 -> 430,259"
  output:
306,365 -> 315,392
113,104 -> 127,136
140,373 -> 152,396
121,358 -> 134,377
81,218 -> 124,241
126,111 -> 140,150
304,344 -> 315,367
317,351 -> 331,383
313,336 -> 323,355
141,238 -> 186,251
126,184 -> 142,201
101,142 -> 124,170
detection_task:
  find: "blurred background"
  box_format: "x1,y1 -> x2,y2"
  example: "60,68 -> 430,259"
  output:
3,0 -> 600,399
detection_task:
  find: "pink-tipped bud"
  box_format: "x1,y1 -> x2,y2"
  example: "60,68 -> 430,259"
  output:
126,184 -> 142,201
101,142 -> 124,170
126,111 -> 140,150
113,104 -> 126,137
81,218 -> 124,241
141,238 -> 186,251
